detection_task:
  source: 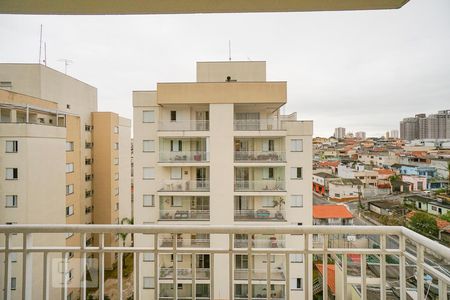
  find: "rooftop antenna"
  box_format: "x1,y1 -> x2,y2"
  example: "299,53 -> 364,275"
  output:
43,42 -> 47,66
38,24 -> 43,64
228,40 -> 231,61
58,59 -> 73,75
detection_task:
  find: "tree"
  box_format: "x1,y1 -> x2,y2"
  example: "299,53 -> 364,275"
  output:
119,217 -> 134,247
409,212 -> 439,237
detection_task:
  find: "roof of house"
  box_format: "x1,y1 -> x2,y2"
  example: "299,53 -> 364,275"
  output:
330,178 -> 363,186
404,195 -> 435,203
313,205 -> 353,219
315,264 -> 336,295
369,200 -> 400,209
377,169 -> 395,176
319,161 -> 340,168
313,172 -> 338,179
430,201 -> 450,209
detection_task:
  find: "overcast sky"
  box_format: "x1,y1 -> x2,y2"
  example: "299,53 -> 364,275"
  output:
1,0 -> 449,137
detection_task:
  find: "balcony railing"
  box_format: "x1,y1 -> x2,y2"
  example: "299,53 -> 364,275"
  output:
159,180 -> 210,192
234,180 -> 286,192
234,119 -> 281,131
159,151 -> 209,163
159,210 -> 210,221
234,268 -> 285,281
234,151 -> 285,162
234,209 -> 286,221
159,268 -> 210,280
0,225 -> 449,300
234,238 -> 286,248
159,120 -> 209,131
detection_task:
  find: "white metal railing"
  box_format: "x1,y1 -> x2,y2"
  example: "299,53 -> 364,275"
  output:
159,151 -> 209,163
159,180 -> 210,192
234,180 -> 286,192
234,151 -> 286,162
159,120 -> 209,131
159,209 -> 210,220
0,225 -> 449,300
233,119 -> 282,131
234,209 -> 286,221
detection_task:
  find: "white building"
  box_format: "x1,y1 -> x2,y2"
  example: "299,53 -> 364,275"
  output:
334,127 -> 346,139
133,61 -> 313,299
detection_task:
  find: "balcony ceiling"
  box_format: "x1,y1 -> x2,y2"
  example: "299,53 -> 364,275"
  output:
0,0 -> 410,15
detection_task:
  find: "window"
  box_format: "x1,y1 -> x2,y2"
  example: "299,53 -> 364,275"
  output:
85,174 -> 93,181
262,196 -> 274,207
66,163 -> 74,173
114,157 -> 119,165
5,141 -> 18,153
11,277 -> 16,290
290,195 -> 303,207
290,254 -> 303,263
66,205 -> 74,216
143,252 -> 155,262
170,110 -> 177,121
143,167 -> 155,179
143,277 -> 155,289
171,197 -> 182,207
114,126 -> 119,134
171,167 -> 182,179
143,111 -> 155,123
114,173 -> 119,180
66,184 -> 74,195
65,141 -> 74,152
290,167 -> 302,179
5,168 -> 18,180
263,139 -> 275,152
85,158 -> 92,165
0,81 -> 12,88
143,195 -> 154,207
85,142 -> 93,149
115,188 -> 119,196
170,140 -> 182,152
291,278 -> 303,290
290,139 -> 303,152
5,195 -> 17,208
262,167 -> 274,180
113,142 -> 119,150
143,140 -> 155,152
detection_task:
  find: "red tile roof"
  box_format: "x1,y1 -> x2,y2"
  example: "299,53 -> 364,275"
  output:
377,169 -> 395,175
315,264 -> 336,294
313,205 -> 353,219
319,161 -> 340,168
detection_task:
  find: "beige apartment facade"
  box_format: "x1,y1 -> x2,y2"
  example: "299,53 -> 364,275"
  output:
0,64 -> 132,299
133,61 -> 313,299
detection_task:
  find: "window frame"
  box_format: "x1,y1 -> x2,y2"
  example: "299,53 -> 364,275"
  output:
143,167 -> 155,180
290,139 -> 303,152
143,140 -> 155,152
290,195 -> 304,207
143,110 -> 155,123
5,140 -> 18,153
5,168 -> 18,180
143,194 -> 155,207
5,195 -> 18,208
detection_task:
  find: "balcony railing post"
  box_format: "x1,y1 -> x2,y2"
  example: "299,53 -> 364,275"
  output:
303,234 -> 309,300
380,234 -> 386,300
267,252 -> 271,300
211,250 -> 215,300
361,254 -> 367,300
43,251 -> 49,300
61,251 -> 68,300
99,233 -> 105,300
322,234 -> 328,300
118,252 -> 123,300
174,234 -> 178,300
438,278 -> 448,300
229,234 -> 233,300
417,244 -> 425,300
3,233 -> 11,300
248,235 -> 253,300
341,254 -> 348,300
399,234 -> 407,300
22,233 -> 32,300
81,232 -> 87,300
192,253 -> 196,300
285,252 -> 290,300
154,234 -> 159,300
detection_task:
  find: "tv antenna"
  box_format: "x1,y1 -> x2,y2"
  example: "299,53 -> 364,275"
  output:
228,40 -> 232,61
38,24 -> 43,64
58,59 -> 74,75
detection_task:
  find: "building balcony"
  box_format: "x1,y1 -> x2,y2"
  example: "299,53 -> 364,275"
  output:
234,209 -> 286,222
234,180 -> 286,192
159,210 -> 210,221
159,180 -> 210,192
234,234 -> 286,248
1,225 -> 449,300
159,233 -> 210,248
159,151 -> 209,163
234,268 -> 285,281
234,119 -> 282,131
234,151 -> 285,163
158,120 -> 209,131
159,268 -> 211,280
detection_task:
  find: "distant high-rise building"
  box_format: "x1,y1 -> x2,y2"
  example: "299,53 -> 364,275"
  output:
385,131 -> 390,139
355,131 -> 366,139
390,129 -> 399,139
400,110 -> 450,140
334,127 -> 346,139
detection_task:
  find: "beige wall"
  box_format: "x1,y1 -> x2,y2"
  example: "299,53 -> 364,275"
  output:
157,82 -> 286,105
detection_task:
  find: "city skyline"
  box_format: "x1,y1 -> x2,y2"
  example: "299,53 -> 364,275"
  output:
0,0 -> 449,137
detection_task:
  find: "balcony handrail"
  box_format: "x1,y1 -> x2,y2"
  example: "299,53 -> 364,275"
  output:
158,119 -> 209,131
234,150 -> 286,162
159,150 -> 209,163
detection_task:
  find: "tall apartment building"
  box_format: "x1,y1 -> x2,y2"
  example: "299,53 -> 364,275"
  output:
133,61 -> 313,299
334,127 -> 346,139
390,129 -> 399,139
400,110 -> 450,140
0,63 -> 131,298
355,131 -> 366,139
